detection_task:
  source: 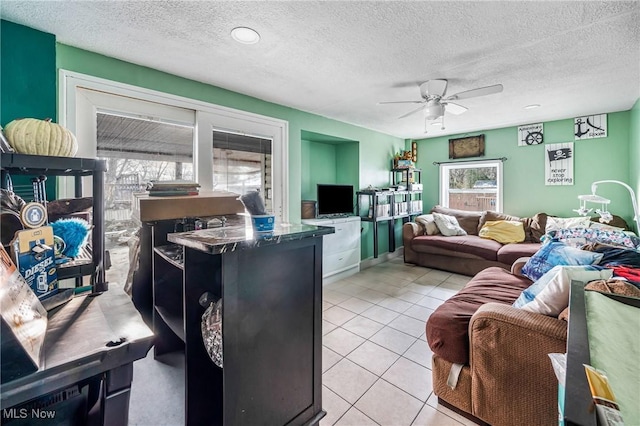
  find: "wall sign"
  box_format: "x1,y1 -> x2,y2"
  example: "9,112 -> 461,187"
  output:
518,123 -> 543,146
574,114 -> 607,140
545,142 -> 574,186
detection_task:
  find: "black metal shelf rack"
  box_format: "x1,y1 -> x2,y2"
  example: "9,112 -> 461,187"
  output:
356,168 -> 423,258
1,153 -> 108,293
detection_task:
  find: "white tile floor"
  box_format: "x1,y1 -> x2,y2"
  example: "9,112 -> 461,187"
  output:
320,257 -> 477,426
129,257 -> 478,425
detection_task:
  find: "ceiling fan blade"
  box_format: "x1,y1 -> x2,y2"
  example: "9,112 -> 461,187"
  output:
445,84 -> 503,101
444,102 -> 467,115
422,79 -> 448,98
398,105 -> 425,119
378,100 -> 424,105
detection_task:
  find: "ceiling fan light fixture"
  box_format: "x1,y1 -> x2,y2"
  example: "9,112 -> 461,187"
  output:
424,102 -> 444,121
231,27 -> 260,44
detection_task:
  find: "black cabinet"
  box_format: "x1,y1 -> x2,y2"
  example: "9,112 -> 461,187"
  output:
153,224 -> 329,425
1,153 -> 108,292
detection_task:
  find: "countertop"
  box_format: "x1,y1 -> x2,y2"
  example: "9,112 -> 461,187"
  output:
167,222 -> 335,255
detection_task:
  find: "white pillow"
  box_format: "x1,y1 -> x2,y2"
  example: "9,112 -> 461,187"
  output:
545,216 -> 592,233
432,213 -> 467,237
415,214 -> 440,235
589,221 -> 624,232
515,265 -> 612,316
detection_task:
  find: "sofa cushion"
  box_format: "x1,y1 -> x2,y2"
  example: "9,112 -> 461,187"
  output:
411,235 -> 502,261
497,242 -> 541,265
426,267 -> 532,364
433,213 -> 467,236
529,212 -> 548,242
431,206 -> 482,235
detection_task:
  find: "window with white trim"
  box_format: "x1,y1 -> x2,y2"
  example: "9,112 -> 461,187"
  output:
439,160 -> 503,212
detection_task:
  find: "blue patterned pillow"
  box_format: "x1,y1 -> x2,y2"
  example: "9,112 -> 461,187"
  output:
521,240 -> 604,282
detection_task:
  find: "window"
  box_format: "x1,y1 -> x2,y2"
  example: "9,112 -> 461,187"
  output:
439,160 -> 503,212
97,111 -> 195,234
212,130 -> 273,212
60,70 -> 289,287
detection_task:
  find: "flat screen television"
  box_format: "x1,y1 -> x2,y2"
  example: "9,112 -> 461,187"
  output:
317,184 -> 354,217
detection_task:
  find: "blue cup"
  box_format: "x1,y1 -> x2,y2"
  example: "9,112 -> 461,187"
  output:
251,215 -> 275,232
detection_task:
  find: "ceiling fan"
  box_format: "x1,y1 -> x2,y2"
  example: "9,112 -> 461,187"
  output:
378,79 -> 503,123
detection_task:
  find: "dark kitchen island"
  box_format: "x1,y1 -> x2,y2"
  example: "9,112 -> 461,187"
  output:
154,222 -> 333,425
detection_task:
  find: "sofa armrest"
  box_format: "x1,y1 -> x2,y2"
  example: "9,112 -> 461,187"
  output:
468,302 -> 566,426
403,222 -> 423,239
510,256 -> 531,276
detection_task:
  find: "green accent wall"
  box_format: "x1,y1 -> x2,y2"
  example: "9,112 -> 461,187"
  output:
414,112 -> 635,227
1,20 -> 56,200
301,140 -> 338,200
1,20 -> 56,125
630,98 -> 640,231
54,42 -> 403,259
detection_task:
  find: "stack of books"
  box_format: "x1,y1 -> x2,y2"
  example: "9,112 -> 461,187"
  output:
147,180 -> 200,197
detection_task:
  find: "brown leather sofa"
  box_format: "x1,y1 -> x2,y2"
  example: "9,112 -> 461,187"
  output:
403,206 -> 545,276
426,262 -> 567,426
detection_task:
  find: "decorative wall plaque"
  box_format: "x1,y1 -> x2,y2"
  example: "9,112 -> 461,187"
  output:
449,135 -> 485,159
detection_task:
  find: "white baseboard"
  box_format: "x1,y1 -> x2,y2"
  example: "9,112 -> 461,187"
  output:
359,247 -> 404,270
322,265 -> 360,286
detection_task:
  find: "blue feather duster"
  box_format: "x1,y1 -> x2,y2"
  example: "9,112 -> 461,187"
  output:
51,218 -> 92,258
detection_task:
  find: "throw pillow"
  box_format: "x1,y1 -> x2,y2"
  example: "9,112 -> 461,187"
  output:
430,206 -> 482,235
521,241 -> 604,282
588,221 -> 625,232
513,265 -> 612,316
432,213 -> 467,236
478,220 -> 525,244
545,216 -> 591,233
415,214 -> 440,235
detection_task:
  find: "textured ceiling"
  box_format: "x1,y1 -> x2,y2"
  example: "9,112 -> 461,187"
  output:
2,1 -> 639,139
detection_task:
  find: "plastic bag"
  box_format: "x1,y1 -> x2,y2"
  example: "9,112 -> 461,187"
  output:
201,298 -> 223,368
548,352 -> 567,386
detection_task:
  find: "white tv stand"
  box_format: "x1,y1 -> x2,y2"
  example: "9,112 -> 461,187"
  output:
302,216 -> 361,284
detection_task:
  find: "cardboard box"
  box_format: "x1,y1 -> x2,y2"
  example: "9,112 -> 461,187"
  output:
133,190 -> 245,222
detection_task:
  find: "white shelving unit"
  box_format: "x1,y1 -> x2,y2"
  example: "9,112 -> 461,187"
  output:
302,216 -> 361,284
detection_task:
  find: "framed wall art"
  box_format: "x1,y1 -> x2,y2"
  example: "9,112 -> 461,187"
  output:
449,135 -> 485,159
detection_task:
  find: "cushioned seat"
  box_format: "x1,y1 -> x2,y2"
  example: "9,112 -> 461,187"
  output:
411,235 -> 503,261
426,267 -> 532,364
496,242 -> 541,265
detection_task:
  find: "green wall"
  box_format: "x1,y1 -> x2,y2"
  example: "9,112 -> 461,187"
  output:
630,99 -> 640,231
301,140 -> 338,200
336,143 -> 360,188
0,20 -> 56,199
414,112 -> 635,227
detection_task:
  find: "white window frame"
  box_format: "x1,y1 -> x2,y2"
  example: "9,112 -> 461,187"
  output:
439,160 -> 503,212
58,70 -> 289,222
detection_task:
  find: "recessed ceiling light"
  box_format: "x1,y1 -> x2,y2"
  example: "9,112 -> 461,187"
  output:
231,27 -> 260,44
524,104 -> 541,110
